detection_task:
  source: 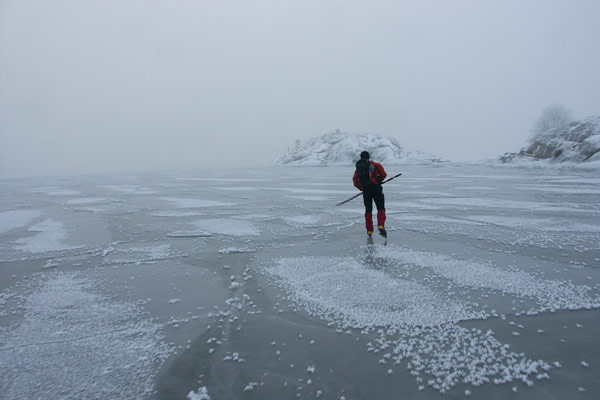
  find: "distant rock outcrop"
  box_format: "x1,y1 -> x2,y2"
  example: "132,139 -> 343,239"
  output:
500,116 -> 600,165
274,130 -> 447,166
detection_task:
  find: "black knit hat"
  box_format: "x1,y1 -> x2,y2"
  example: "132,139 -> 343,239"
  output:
360,151 -> 370,160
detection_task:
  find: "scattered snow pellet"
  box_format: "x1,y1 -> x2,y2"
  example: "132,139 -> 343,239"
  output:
243,382 -> 259,392
187,386 -> 211,400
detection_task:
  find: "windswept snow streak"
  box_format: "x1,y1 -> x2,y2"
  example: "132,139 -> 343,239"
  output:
104,244 -> 177,265
160,197 -> 234,208
377,248 -> 600,312
45,189 -> 81,196
66,197 -> 109,205
283,215 -> 321,228
264,254 -> 592,392
0,272 -> 172,399
192,219 -> 260,237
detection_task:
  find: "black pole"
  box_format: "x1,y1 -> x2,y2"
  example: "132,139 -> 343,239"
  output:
335,173 -> 402,206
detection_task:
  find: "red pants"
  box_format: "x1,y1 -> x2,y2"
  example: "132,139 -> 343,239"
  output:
363,184 -> 385,231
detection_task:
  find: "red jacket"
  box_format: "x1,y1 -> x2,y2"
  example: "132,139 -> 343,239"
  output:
353,161 -> 387,191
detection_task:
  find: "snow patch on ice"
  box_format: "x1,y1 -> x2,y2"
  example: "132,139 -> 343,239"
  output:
107,244 -> 175,265
267,256 -> 477,328
265,255 -> 555,393
0,210 -> 43,235
219,246 -> 254,254
187,386 -> 211,400
14,219 -> 80,253
0,271 -> 172,399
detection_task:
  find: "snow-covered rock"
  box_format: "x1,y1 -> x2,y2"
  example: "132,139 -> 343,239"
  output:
499,116 -> 600,166
274,130 -> 447,166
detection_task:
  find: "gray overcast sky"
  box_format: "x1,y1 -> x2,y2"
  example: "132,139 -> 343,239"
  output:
1,0 -> 599,177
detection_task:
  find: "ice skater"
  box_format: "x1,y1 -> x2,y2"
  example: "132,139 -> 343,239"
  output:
353,151 -> 387,238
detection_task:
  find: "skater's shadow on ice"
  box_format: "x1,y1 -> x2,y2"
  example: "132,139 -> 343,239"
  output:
363,237 -> 387,270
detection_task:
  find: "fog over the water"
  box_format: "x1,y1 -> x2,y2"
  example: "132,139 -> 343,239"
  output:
1,0 -> 599,177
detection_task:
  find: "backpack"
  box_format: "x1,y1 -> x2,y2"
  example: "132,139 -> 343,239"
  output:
356,159 -> 374,188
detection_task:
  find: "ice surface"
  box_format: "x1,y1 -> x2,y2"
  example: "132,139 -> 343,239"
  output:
45,189 -> 81,196
1,165 -> 599,399
466,215 -> 600,233
283,215 -> 321,227
286,195 -> 330,201
513,185 -> 600,194
103,185 -> 157,194
160,197 -> 234,208
66,197 -> 109,204
190,219 -> 260,236
151,211 -> 207,217
392,215 -> 485,226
